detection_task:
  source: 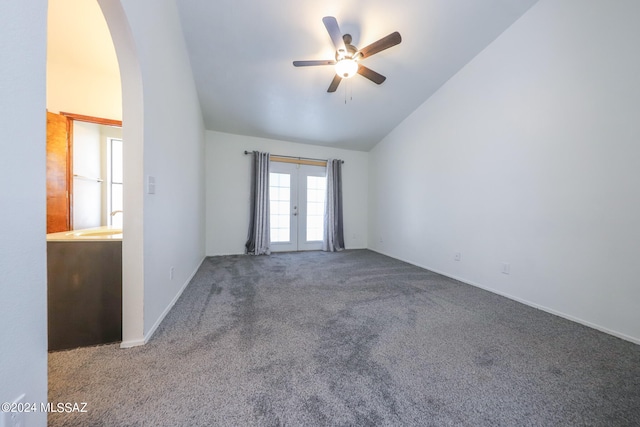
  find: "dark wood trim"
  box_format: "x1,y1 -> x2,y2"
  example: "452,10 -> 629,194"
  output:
61,112 -> 122,127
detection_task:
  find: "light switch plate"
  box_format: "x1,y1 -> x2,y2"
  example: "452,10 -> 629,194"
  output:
147,175 -> 156,194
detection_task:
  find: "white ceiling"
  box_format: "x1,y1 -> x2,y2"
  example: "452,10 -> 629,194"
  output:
48,0 -> 539,152
175,0 -> 539,151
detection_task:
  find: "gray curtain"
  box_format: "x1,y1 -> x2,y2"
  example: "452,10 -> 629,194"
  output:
245,151 -> 271,255
322,159 -> 345,252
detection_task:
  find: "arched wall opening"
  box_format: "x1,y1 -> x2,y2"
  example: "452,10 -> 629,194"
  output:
97,0 -> 145,346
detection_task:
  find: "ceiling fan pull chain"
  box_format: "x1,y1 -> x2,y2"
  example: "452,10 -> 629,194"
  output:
344,79 -> 353,104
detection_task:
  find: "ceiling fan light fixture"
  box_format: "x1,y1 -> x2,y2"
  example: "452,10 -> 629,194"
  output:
292,17 -> 401,92
335,59 -> 358,78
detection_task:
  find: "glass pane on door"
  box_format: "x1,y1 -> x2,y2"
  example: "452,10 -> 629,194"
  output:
306,175 -> 326,241
269,172 -> 291,242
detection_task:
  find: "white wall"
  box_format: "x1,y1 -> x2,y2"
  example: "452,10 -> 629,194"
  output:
47,60 -> 122,120
369,0 -> 640,343
0,0 -> 48,425
46,0 -> 121,120
118,0 -> 206,340
98,0 -> 146,346
206,131 -> 369,255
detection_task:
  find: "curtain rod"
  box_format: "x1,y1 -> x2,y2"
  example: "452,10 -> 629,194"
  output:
243,151 -> 344,164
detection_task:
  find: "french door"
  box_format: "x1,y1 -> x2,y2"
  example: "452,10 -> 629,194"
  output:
269,162 -> 327,252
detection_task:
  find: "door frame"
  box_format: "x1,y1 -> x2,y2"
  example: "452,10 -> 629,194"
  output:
269,162 -> 299,252
47,112 -> 122,231
269,162 -> 327,252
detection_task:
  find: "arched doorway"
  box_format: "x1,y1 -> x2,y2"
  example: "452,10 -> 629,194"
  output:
46,0 -> 145,347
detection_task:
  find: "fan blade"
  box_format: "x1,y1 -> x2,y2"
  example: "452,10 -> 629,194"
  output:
357,65 -> 386,85
358,31 -> 402,59
322,16 -> 346,54
293,60 -> 336,67
327,74 -> 342,93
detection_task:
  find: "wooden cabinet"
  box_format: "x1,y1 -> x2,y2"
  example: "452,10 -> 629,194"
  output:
47,240 -> 122,351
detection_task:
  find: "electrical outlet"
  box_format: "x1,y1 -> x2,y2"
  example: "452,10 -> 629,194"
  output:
169,266 -> 175,280
502,263 -> 510,275
454,252 -> 461,261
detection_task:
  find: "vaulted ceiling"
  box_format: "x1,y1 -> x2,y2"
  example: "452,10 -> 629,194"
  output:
49,0 -> 539,152
175,0 -> 539,151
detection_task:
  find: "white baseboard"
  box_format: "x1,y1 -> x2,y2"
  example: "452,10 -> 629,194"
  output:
143,256 -> 205,344
369,248 -> 640,346
120,338 -> 145,349
205,246 -> 369,257
119,257 -> 205,349
207,252 -> 244,256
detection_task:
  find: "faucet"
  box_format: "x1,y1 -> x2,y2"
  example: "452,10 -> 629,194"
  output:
110,210 -> 123,217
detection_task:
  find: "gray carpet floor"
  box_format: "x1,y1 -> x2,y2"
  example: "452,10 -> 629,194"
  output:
49,250 -> 640,426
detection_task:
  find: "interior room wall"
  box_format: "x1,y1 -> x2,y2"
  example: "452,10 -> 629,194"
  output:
206,131 -> 369,256
118,0 -> 206,339
46,2 -> 125,231
46,60 -> 122,120
98,0 -> 145,346
368,0 -> 640,343
0,0 -> 48,425
46,0 -> 121,120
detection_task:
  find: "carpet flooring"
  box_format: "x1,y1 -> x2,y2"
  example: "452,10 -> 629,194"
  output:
49,250 -> 640,426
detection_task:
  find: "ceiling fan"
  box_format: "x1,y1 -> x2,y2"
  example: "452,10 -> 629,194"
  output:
293,16 -> 402,93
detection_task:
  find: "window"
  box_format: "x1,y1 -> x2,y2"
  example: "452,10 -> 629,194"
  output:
108,138 -> 123,227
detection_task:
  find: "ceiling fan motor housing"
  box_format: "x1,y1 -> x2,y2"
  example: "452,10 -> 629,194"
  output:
335,34 -> 358,61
